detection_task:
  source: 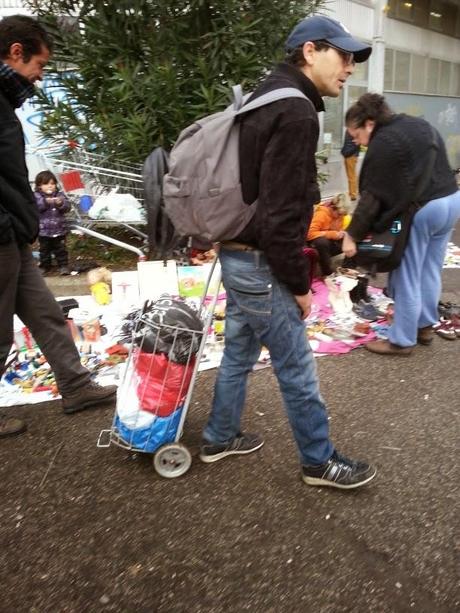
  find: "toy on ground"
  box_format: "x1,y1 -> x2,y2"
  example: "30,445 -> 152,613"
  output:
87,267 -> 112,305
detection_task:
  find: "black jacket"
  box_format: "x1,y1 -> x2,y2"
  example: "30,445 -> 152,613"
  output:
347,114 -> 458,241
235,62 -> 325,295
0,89 -> 39,245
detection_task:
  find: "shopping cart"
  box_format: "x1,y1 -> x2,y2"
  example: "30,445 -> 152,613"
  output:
28,144 -> 148,259
97,259 -> 221,478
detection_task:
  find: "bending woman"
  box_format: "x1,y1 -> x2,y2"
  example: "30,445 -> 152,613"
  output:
342,93 -> 460,356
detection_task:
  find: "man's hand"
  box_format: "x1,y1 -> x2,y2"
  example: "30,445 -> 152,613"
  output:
342,232 -> 357,257
294,290 -> 312,320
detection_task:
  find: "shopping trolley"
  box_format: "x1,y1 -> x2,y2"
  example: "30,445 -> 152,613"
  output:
97,259 -> 221,478
28,144 -> 148,259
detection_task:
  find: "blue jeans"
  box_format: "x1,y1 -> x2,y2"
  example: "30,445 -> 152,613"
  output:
203,248 -> 333,465
388,190 -> 460,347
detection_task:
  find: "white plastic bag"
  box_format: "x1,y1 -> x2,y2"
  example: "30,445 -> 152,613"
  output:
89,189 -> 146,222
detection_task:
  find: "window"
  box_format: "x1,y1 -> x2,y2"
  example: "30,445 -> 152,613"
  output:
410,54 -> 426,93
388,0 -> 460,39
347,85 -> 368,107
388,0 -> 416,22
429,0 -> 445,31
427,58 -> 440,92
453,63 -> 460,96
394,51 -> 411,92
384,48 -> 395,90
385,48 -> 460,96
439,60 -> 451,95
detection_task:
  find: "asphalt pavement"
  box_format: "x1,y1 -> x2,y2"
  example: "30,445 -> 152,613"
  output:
0,226 -> 459,612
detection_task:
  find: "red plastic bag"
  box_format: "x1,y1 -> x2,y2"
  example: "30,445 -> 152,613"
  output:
134,351 -> 195,416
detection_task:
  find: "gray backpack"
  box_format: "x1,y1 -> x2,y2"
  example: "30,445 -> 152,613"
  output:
163,86 -> 311,242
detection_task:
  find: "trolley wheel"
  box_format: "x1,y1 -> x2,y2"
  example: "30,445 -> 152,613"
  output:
153,443 -> 192,478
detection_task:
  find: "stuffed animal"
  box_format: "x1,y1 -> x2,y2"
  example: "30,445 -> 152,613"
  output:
87,267 -> 112,305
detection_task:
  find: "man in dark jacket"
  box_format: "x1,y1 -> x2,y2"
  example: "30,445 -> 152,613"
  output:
199,15 -> 377,489
0,15 -> 117,439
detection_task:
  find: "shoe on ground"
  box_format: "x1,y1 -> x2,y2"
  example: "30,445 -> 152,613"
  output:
417,325 -> 434,345
433,320 -> 457,340
59,266 -> 71,276
62,381 -> 117,414
0,414 -> 27,438
353,300 -> 382,321
365,339 -> 413,356
199,432 -> 264,463
302,450 -> 376,490
450,314 -> 460,338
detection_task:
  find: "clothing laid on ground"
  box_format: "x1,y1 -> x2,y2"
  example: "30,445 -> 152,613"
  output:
346,114 -> 459,348
203,64 -> 335,466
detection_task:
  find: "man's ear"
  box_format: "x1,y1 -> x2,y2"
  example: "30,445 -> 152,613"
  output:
302,41 -> 316,66
7,42 -> 24,60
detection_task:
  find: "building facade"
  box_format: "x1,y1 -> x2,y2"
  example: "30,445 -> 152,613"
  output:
323,0 -> 460,169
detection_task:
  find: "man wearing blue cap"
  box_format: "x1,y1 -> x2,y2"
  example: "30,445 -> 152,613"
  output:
200,16 -> 376,489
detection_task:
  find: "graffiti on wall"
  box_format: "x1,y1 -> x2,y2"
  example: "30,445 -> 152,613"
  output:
15,76 -> 67,150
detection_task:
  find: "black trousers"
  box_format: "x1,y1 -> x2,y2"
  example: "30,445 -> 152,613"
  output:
0,242 -> 91,395
39,235 -> 68,269
309,237 -> 343,276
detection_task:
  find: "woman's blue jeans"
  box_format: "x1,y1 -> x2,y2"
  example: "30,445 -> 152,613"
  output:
203,248 -> 333,465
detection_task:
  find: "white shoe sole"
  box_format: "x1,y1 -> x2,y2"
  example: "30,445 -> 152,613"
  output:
199,440 -> 264,463
302,468 -> 377,489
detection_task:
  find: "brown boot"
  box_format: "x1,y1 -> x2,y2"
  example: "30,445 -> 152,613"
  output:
62,381 -> 117,414
417,326 -> 434,345
365,339 -> 413,356
0,415 -> 27,438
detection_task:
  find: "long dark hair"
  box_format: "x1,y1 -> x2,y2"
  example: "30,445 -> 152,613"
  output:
345,93 -> 394,129
34,170 -> 60,191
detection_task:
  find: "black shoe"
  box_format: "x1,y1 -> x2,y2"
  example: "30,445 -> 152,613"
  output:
59,266 -> 71,276
199,432 -> 264,463
302,450 -> 376,489
0,414 -> 27,438
62,381 -> 117,414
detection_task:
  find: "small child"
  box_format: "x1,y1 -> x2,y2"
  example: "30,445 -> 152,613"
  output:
34,170 -> 71,275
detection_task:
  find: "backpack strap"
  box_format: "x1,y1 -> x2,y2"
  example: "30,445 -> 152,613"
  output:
235,87 -> 311,116
232,85 -> 244,111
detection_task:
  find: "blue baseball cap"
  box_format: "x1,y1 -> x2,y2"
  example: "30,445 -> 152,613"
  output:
285,15 -> 372,63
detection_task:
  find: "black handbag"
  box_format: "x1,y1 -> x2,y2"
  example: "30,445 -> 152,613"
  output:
355,127 -> 438,274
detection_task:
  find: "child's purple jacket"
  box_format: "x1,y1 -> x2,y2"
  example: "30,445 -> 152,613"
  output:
34,190 -> 70,237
